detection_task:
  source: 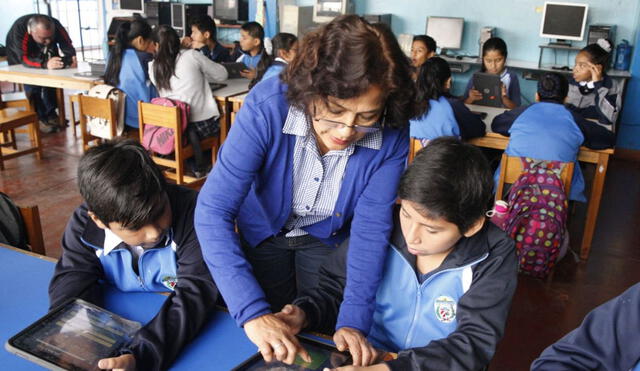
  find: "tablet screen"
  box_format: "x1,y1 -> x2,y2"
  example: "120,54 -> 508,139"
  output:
7,299 -> 141,371
235,337 -> 351,371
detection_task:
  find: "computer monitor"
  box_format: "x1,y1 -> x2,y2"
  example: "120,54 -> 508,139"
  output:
539,2 -> 588,42
313,0 -> 352,24
171,3 -> 185,37
426,16 -> 464,53
214,0 -> 249,24
120,0 -> 144,12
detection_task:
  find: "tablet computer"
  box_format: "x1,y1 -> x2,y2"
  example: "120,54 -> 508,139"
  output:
232,336 -> 351,371
5,298 -> 141,371
223,62 -> 248,79
472,72 -> 504,108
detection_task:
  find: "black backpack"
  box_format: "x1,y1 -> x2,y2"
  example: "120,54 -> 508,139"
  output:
0,192 -> 28,250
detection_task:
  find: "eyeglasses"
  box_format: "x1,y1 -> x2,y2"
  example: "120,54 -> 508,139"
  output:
312,104 -> 385,134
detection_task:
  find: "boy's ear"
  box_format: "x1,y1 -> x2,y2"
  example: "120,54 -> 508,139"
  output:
445,77 -> 452,90
203,30 -> 211,40
88,211 -> 108,230
462,216 -> 486,238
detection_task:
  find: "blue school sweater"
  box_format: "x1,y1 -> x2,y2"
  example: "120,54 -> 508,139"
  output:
114,49 -> 157,128
238,51 -> 262,69
194,77 -> 409,332
410,95 -> 485,141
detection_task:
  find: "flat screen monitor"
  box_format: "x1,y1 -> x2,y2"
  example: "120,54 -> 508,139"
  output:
120,0 -> 144,11
171,3 -> 185,29
313,0 -> 350,23
426,16 -> 464,50
214,0 -> 249,23
539,2 -> 588,41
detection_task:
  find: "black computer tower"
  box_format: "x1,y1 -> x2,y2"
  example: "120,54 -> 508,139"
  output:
363,14 -> 392,28
588,25 -> 616,46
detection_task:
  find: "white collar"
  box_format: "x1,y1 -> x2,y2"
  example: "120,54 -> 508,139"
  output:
274,57 -> 288,64
102,228 -> 172,255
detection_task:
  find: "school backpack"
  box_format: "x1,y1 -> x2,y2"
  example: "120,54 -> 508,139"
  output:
141,97 -> 190,155
502,158 -> 570,278
0,192 -> 28,251
86,84 -> 126,139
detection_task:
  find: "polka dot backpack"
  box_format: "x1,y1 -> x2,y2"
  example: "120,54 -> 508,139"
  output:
503,158 -> 569,278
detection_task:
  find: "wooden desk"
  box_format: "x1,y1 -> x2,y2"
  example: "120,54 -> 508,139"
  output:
464,104 -> 614,260
0,65 -> 100,128
212,79 -> 250,144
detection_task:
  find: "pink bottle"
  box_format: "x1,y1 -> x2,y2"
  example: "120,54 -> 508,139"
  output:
488,200 -> 509,230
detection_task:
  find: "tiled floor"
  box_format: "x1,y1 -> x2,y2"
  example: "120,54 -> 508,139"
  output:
1,125 -> 639,370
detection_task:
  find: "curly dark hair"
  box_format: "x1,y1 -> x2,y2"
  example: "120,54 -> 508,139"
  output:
284,15 -> 418,129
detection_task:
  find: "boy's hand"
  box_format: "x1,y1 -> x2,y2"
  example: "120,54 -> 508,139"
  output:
180,36 -> 193,48
46,57 -> 64,70
465,88 -> 483,104
274,304 -> 307,334
244,313 -> 312,365
98,353 -> 136,371
240,68 -> 257,79
324,363 -> 391,371
333,327 -> 378,367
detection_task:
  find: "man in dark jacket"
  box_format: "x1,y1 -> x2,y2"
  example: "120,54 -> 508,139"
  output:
6,14 -> 77,133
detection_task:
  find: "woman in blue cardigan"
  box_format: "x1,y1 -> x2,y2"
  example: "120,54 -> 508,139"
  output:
195,15 -> 417,366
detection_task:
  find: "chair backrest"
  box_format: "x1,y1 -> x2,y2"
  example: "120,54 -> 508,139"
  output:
18,205 -> 45,255
408,138 -> 422,165
79,94 -> 117,139
496,153 -> 574,201
137,101 -> 183,153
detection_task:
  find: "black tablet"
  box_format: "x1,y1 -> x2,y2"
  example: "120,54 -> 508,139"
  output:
232,336 -> 351,371
223,62 -> 248,79
5,298 -> 141,371
472,72 -> 504,108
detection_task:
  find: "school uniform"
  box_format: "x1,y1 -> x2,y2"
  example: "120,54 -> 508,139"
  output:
49,185 -> 219,371
294,213 -> 518,371
261,58 -> 288,81
531,282 -> 640,371
491,102 -> 615,202
410,95 -> 486,141
464,68 -> 522,107
236,50 -> 262,69
197,41 -> 232,63
194,76 -> 409,333
567,75 -> 622,127
112,48 -> 158,128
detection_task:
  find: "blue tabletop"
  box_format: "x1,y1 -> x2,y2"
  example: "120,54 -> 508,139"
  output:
0,246 -> 257,370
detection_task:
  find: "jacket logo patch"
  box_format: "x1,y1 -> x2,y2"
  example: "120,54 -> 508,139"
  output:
161,276 -> 178,291
434,296 -> 457,323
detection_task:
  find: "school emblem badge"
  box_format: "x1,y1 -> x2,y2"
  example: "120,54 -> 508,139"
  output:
161,276 -> 178,291
434,296 -> 457,323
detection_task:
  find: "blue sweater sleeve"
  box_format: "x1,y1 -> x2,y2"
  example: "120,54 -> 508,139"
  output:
194,94 -> 272,326
448,97 -> 486,139
336,129 -> 409,334
531,283 -> 640,371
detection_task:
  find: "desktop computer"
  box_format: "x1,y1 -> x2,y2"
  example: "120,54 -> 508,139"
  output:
588,25 -> 616,46
280,5 -> 314,37
363,14 -> 391,28
426,16 -> 464,56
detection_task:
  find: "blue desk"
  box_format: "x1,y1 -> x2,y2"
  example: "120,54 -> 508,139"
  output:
0,245 -> 257,370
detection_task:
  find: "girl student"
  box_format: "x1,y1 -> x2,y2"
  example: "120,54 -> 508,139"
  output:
104,19 -> 157,129
567,39 -> 622,128
464,37 -> 521,109
411,56 -> 485,145
237,21 -> 265,80
249,32 -> 298,88
149,25 -> 228,178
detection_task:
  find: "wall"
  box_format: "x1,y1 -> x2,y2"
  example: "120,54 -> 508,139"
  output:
0,1 -> 37,45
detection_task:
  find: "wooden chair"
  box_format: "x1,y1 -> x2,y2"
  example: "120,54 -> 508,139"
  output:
137,101 -> 220,187
78,94 -> 117,151
495,153 -> 575,202
0,96 -> 42,170
408,138 -> 422,164
18,204 -> 45,255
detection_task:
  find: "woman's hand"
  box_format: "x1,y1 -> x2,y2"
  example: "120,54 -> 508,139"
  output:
97,354 -> 136,371
501,83 -> 517,109
333,327 -> 378,367
465,88 -> 483,104
244,313 -> 311,365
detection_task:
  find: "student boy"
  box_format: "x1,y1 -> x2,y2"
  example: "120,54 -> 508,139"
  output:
276,137 -> 518,370
183,15 -> 231,63
48,139 -> 218,371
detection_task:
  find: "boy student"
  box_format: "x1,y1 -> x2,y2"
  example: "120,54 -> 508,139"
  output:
48,139 -> 219,371
182,15 -> 231,63
236,21 -> 264,79
276,137 -> 518,370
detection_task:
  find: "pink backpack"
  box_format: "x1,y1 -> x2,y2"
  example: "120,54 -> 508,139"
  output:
142,97 -> 190,155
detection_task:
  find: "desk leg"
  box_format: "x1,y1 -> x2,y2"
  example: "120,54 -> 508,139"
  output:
56,88 -> 66,128
580,153 -> 610,260
219,99 -> 231,144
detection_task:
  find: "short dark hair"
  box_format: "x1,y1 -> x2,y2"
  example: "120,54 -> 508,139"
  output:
190,15 -> 217,41
413,35 -> 437,53
398,137 -> 493,233
537,72 -> 569,103
77,139 -> 167,230
241,21 -> 265,51
284,15 -> 417,129
481,37 -> 508,72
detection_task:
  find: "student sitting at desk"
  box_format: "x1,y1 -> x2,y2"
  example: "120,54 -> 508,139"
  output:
410,57 -> 485,145
464,37 -> 521,109
104,19 -> 157,130
410,35 -> 436,80
182,15 -> 231,63
249,32 -> 297,88
5,14 -> 77,133
236,21 -> 265,80
491,72 -> 615,202
48,139 -> 219,371
149,25 -> 228,178
567,39 -> 622,129
277,137 -> 518,370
